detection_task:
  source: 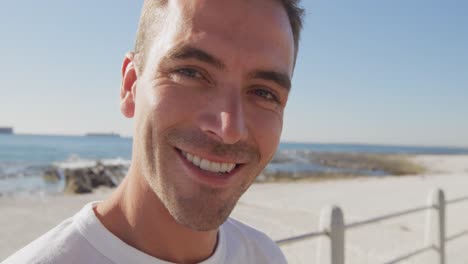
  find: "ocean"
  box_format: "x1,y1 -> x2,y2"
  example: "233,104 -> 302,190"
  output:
1,134 -> 467,196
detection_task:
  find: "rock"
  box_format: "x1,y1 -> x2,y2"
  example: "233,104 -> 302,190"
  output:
64,169 -> 93,194
63,161 -> 127,194
43,168 -> 61,182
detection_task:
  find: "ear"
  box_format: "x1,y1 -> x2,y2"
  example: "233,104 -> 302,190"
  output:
120,52 -> 137,118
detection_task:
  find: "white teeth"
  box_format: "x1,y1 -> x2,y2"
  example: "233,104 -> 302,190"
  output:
200,159 -> 210,171
221,163 -> 229,172
187,153 -> 194,162
227,163 -> 235,171
192,155 -> 201,166
210,162 -> 221,172
181,151 -> 236,174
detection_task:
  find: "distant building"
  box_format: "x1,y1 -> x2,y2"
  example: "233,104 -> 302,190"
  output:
85,132 -> 120,137
0,127 -> 13,134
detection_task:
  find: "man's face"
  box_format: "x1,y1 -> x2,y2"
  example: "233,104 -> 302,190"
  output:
129,0 -> 294,231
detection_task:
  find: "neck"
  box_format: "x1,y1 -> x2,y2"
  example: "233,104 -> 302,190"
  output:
94,166 -> 219,264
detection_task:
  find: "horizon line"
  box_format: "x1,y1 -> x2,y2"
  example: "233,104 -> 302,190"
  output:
2,132 -> 468,150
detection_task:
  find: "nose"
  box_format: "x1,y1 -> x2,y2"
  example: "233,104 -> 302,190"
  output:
198,93 -> 248,145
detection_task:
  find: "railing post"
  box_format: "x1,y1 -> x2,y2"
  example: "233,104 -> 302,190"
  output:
317,205 -> 345,264
425,188 -> 446,264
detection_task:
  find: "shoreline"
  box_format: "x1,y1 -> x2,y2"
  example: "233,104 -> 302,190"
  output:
0,152 -> 434,196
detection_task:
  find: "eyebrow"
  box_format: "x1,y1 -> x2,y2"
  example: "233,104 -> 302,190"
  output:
165,45 -> 291,91
166,45 -> 226,69
249,70 -> 291,92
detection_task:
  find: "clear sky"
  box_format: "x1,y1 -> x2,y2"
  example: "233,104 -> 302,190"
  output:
1,1 -> 467,147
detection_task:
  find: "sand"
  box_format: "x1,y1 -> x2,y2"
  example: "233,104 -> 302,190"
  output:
1,155 -> 467,263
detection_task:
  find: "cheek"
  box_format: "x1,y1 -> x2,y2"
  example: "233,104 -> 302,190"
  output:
246,109 -> 283,162
144,84 -> 201,132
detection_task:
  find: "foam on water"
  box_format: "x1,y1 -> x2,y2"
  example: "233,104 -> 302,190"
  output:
53,156 -> 131,170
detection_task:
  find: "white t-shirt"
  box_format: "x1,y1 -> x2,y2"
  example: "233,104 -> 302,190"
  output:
2,202 -> 287,264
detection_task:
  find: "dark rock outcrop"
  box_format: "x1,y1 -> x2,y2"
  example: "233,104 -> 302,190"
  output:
43,168 -> 61,182
58,161 -> 127,194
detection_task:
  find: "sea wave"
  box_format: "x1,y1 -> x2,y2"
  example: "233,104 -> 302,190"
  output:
0,155 -> 131,179
53,155 -> 131,170
0,154 -> 131,196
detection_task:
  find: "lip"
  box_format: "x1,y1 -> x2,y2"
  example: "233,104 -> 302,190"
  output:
174,147 -> 242,188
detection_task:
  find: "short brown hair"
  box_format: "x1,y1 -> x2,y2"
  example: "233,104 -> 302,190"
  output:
280,0 -> 305,67
134,0 -> 304,73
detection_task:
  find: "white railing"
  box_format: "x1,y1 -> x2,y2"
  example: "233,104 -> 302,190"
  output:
275,188 -> 468,264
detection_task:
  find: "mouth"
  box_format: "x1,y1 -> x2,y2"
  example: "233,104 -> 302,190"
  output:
180,149 -> 237,173
174,147 -> 243,187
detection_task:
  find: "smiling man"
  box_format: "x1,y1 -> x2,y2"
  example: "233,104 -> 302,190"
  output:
3,0 -> 304,263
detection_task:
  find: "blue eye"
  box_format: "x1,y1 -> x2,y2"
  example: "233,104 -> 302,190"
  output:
253,89 -> 280,103
176,68 -> 203,79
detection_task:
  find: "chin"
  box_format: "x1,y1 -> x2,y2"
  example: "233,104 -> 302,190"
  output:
163,187 -> 240,231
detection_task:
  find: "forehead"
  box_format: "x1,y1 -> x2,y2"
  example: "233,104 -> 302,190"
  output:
149,0 -> 295,76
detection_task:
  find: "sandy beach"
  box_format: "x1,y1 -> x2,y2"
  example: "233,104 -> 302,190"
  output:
1,155 -> 467,263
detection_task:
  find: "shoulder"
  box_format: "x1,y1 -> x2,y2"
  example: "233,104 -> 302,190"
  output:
3,217 -> 77,263
2,202 -> 108,264
221,218 -> 287,264
223,217 -> 275,246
